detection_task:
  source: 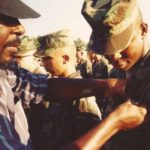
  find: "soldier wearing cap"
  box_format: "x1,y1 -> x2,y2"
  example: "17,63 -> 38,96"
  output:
35,29 -> 102,149
82,0 -> 150,149
75,38 -> 93,78
88,49 -> 109,79
0,0 -> 147,149
15,36 -> 47,74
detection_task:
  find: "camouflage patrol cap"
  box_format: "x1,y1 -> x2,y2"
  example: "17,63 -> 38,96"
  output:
15,36 -> 39,57
82,0 -> 140,55
35,29 -> 76,58
74,38 -> 87,51
0,0 -> 40,19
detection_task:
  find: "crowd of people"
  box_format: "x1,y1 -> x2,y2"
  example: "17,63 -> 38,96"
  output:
0,0 -> 149,150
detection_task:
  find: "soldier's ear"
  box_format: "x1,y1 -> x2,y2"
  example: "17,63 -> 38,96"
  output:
63,55 -> 69,64
141,23 -> 148,37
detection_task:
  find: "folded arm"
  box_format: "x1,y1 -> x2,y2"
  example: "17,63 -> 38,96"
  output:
61,101 -> 147,150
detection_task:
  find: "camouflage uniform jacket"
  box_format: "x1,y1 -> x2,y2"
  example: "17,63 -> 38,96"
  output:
41,71 -> 101,150
91,57 -> 108,79
76,60 -> 92,78
104,47 -> 150,150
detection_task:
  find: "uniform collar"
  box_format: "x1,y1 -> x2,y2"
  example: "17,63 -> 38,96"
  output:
126,39 -> 150,78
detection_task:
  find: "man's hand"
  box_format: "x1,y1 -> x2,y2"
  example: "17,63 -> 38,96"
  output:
61,101 -> 147,150
112,101 -> 147,130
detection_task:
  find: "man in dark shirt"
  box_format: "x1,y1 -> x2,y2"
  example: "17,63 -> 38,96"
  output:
82,0 -> 150,149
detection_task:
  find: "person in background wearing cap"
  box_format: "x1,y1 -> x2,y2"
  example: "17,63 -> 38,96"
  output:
88,49 -> 112,118
15,35 -> 49,149
88,49 -> 109,79
82,0 -> 150,149
75,38 -> 93,78
0,0 -> 147,149
15,36 -> 47,74
35,29 -> 102,149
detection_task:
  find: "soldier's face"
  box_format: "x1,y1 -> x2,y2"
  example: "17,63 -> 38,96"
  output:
76,51 -> 87,63
88,50 -> 102,63
0,14 -> 25,65
105,22 -> 149,71
105,28 -> 145,71
42,54 -> 65,76
88,50 -> 95,63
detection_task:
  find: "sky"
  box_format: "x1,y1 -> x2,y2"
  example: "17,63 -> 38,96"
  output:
21,0 -> 91,42
21,0 -> 150,42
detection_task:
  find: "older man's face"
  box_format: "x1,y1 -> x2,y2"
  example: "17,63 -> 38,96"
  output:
0,14 -> 25,65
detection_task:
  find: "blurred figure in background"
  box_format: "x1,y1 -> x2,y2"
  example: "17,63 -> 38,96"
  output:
88,49 -> 110,79
75,38 -> 92,78
15,36 -> 47,74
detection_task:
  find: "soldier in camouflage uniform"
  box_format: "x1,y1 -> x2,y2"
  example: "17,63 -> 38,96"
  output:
88,49 -> 109,79
75,38 -> 92,78
15,36 -> 47,74
82,0 -> 150,149
35,29 -> 101,150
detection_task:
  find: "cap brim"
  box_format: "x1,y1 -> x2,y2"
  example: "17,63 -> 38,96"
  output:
0,0 -> 40,19
15,50 -> 36,57
105,25 -> 133,55
34,50 -> 46,58
35,49 -> 58,58
88,25 -> 133,55
35,47 -> 67,58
